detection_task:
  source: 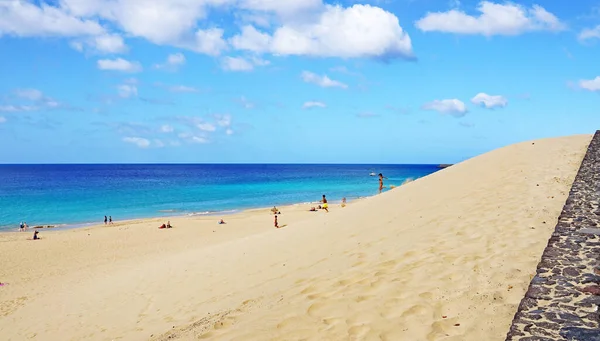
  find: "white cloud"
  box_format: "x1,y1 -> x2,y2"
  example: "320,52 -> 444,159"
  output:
301,71 -> 347,89
117,84 -> 138,98
14,88 -> 44,101
579,77 -> 600,92
579,25 -> 600,42
123,137 -> 151,148
230,4 -> 414,59
214,114 -> 232,127
415,1 -> 565,36
71,33 -> 128,54
422,99 -> 467,117
230,25 -> 272,52
3,1 -> 413,61
93,34 -> 127,53
169,85 -> 198,93
0,1 -> 104,37
302,101 -> 326,109
197,123 -> 216,132
235,96 -> 255,109
0,105 -> 37,112
225,128 -> 234,135
97,58 -> 142,72
192,28 -> 228,56
221,56 -> 254,71
191,136 -> 209,144
470,93 -> 508,109
154,53 -> 186,70
0,116 -> 6,123
160,125 -> 174,133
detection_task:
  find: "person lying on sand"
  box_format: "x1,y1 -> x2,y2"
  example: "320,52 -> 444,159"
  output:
271,206 -> 281,214
159,224 -> 167,229
309,207 -> 317,212
167,221 -> 172,228
218,219 -> 226,224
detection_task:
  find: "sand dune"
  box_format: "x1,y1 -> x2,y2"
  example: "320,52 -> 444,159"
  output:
0,135 -> 591,341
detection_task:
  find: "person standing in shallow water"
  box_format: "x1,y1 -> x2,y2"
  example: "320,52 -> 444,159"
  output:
104,216 -> 107,225
109,216 -> 113,224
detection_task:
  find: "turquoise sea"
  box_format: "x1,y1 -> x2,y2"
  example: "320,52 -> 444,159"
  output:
0,164 -> 439,231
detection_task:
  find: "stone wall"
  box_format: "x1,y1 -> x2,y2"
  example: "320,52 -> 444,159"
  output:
505,131 -> 600,341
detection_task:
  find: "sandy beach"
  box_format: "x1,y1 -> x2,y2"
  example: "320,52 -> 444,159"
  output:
0,135 -> 591,341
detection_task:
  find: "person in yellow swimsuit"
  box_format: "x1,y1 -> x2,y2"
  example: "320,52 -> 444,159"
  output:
321,195 -> 329,212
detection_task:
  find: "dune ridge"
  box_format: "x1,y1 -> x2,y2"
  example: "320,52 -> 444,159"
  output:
0,134 -> 591,341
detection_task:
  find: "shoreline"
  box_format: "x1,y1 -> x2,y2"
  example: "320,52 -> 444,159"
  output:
1,195 -> 371,235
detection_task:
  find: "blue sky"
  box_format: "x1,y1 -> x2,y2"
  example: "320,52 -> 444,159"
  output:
0,0 -> 599,163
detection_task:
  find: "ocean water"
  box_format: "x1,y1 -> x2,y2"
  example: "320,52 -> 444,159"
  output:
0,164 -> 439,231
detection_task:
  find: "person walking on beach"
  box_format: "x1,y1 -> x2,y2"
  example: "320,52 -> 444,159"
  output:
104,216 -> 107,225
19,222 -> 24,231
321,195 -> 329,213
109,216 -> 113,224
274,215 -> 279,228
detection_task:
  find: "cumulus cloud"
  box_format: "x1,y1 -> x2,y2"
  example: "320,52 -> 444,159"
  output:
220,55 -> 270,72
579,77 -> 600,92
230,4 -> 414,59
123,137 -> 151,148
470,93 -> 508,108
97,58 -> 142,72
302,101 -> 326,109
301,71 -> 347,88
3,1 -> 414,61
71,33 -> 127,54
190,28 -> 228,56
154,53 -> 186,70
422,99 -> 467,117
0,1 -> 104,37
221,56 -> 254,71
579,25 -> 600,42
415,1 -> 565,36
117,84 -> 138,98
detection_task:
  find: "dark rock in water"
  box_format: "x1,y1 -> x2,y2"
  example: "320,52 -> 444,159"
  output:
33,225 -> 56,229
437,164 -> 453,169
560,327 -> 600,341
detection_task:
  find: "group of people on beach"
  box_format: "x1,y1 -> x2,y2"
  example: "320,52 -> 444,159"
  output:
103,216 -> 113,225
273,173 -> 388,229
